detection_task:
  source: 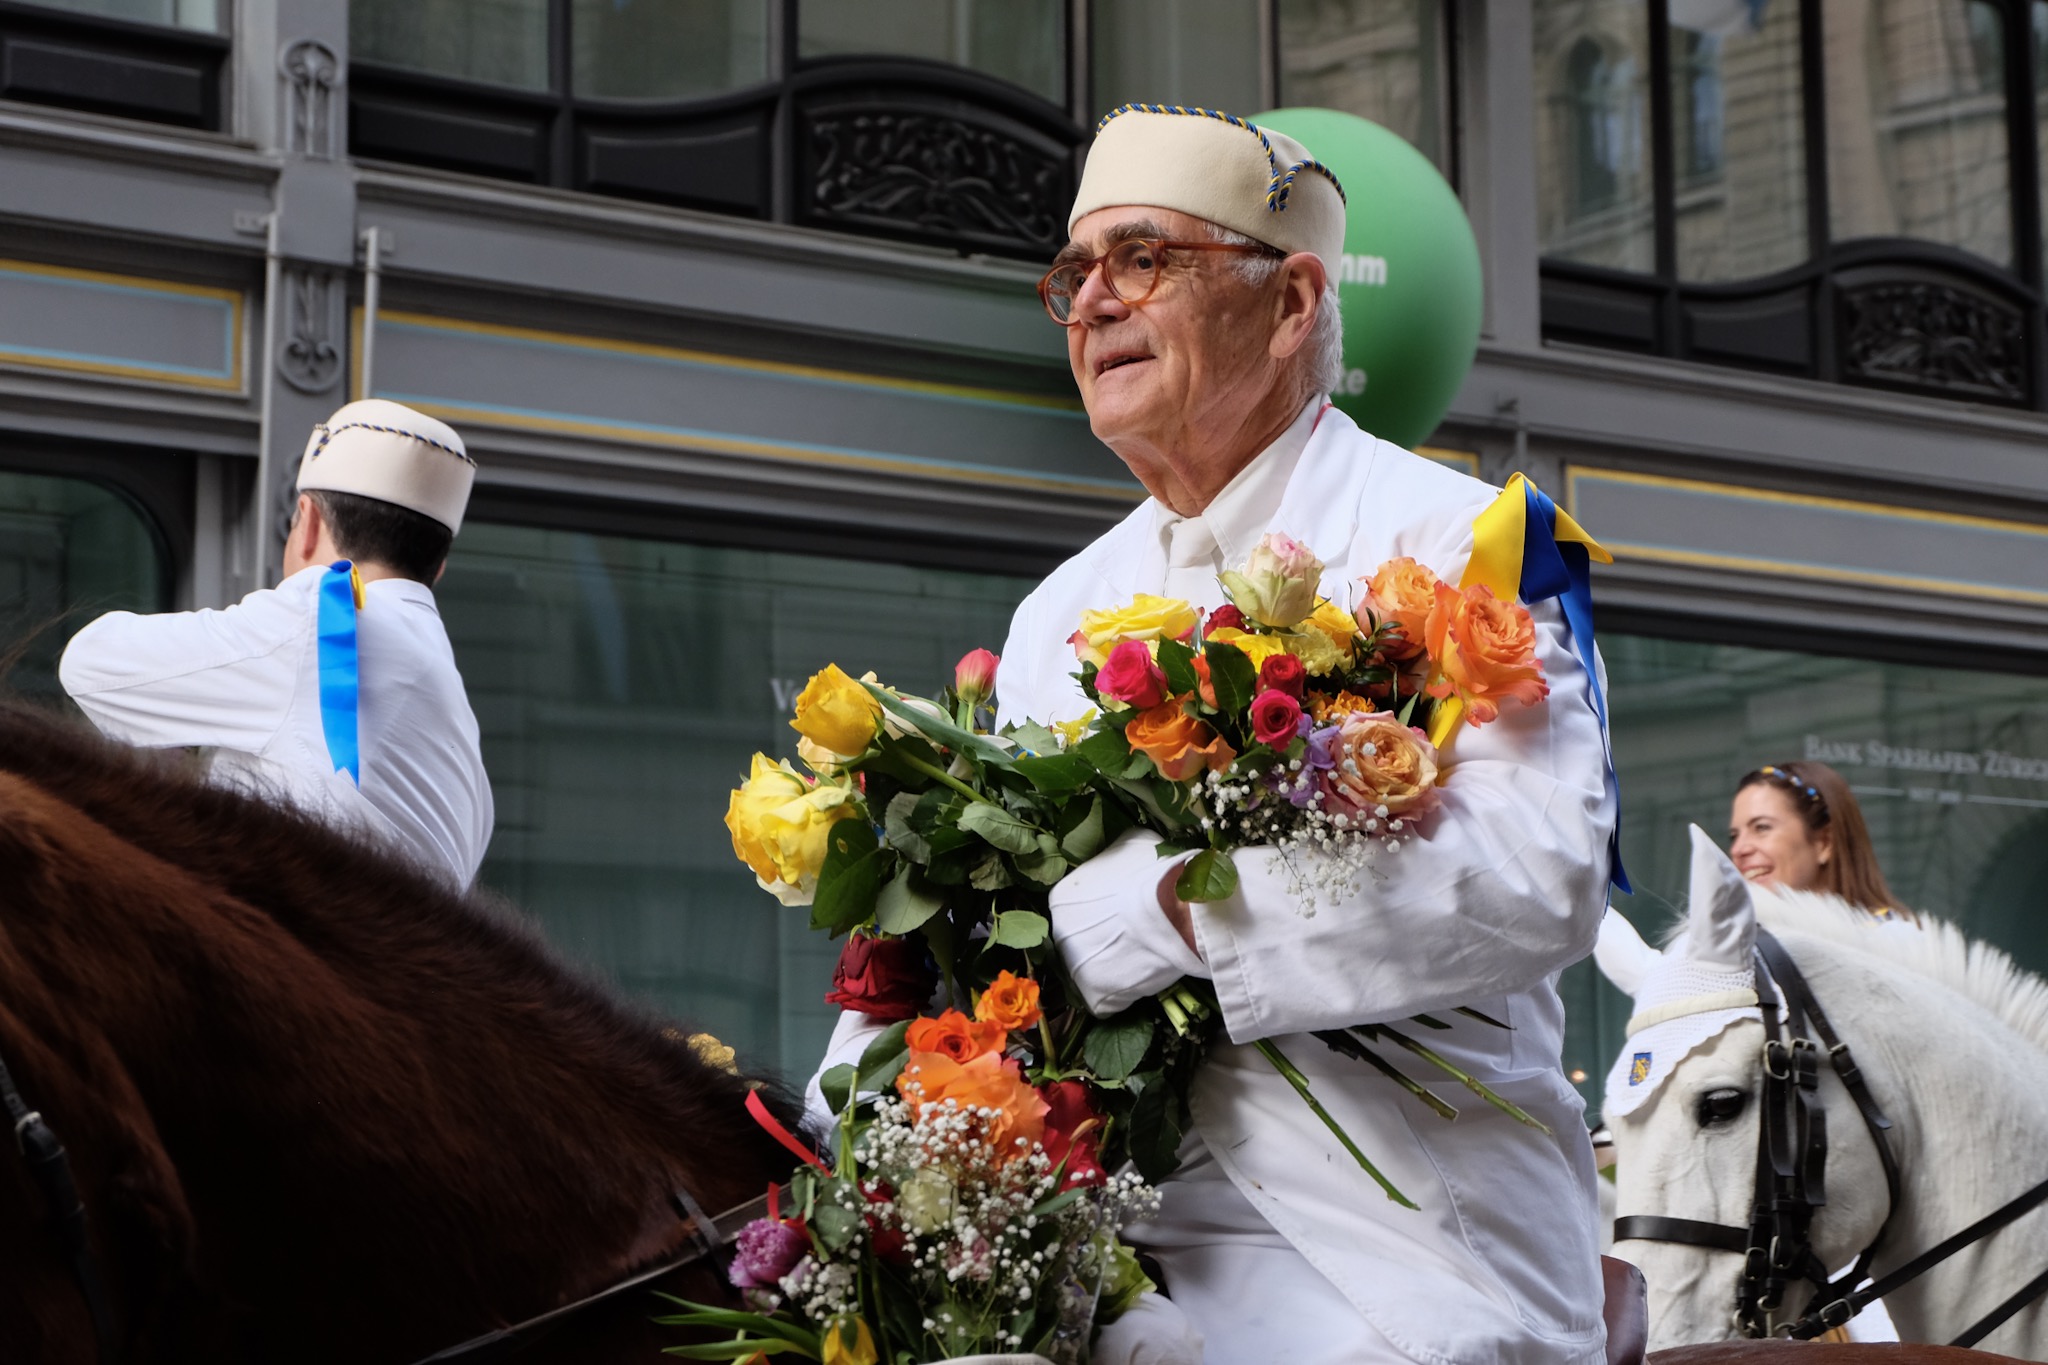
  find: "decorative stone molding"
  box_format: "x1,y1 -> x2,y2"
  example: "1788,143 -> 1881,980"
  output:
278,264 -> 343,393
1838,281 -> 2027,403
280,39 -> 342,161
807,112 -> 1066,252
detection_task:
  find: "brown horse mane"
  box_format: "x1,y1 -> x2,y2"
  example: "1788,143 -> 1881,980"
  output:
0,697 -> 800,1364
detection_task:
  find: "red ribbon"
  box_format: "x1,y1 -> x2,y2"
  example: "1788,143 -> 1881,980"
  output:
745,1090 -> 829,1172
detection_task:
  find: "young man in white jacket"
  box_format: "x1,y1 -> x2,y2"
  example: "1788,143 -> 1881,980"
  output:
60,399 -> 493,889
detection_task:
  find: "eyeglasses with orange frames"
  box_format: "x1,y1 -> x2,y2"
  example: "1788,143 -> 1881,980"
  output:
1038,237 -> 1281,325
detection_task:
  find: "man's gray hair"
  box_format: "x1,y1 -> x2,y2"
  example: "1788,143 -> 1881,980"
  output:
1203,222 -> 1344,404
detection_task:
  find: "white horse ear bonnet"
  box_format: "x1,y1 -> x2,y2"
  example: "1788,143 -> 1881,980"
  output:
1601,826 -> 1763,1118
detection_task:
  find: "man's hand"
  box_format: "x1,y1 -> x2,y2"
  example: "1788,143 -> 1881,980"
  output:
1157,864 -> 1199,955
1047,829 -> 1212,1014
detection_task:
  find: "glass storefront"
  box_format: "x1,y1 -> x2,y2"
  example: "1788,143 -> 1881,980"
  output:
438,522 -> 1033,1084
0,470 -> 167,701
1564,630 -> 2048,1117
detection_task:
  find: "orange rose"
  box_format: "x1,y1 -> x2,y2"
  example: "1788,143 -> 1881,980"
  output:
1320,711 -> 1441,819
1189,656 -> 1218,709
1125,699 -> 1236,781
905,1008 -> 1007,1063
1424,581 -> 1548,726
897,1049 -> 1049,1159
1363,558 -> 1441,661
974,970 -> 1042,1032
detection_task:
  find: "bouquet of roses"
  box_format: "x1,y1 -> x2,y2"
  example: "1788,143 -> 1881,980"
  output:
658,973 -> 1158,1365
699,534 -> 1553,1361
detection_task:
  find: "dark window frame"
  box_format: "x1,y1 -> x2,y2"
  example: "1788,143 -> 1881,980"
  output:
1541,0 -> 2048,412
0,0 -> 228,131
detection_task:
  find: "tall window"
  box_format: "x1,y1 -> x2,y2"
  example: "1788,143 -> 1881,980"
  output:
1538,3 -> 1655,272
1671,1 -> 1807,282
1275,0 -> 1451,174
802,0 -> 1066,106
1827,0 -> 2014,266
438,523 -> 1032,1078
1092,0 -> 1265,120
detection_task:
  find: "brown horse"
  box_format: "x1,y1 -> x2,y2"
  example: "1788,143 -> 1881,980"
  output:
0,700 -> 799,1365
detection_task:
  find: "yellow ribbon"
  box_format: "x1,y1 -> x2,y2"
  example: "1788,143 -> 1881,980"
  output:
1425,474 -> 1612,749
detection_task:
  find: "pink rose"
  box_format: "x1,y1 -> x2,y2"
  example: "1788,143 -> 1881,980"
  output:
954,648 -> 999,707
1320,710 -> 1441,819
1095,639 -> 1170,709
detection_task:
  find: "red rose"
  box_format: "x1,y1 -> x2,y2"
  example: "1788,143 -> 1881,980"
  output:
1206,604 -> 1247,634
1257,652 -> 1307,699
825,935 -> 935,1020
862,1182 -> 911,1264
1037,1080 -> 1107,1190
1096,639 -> 1170,709
1250,688 -> 1304,747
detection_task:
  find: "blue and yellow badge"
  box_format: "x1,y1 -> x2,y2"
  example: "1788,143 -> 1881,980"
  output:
1628,1052 -> 1653,1087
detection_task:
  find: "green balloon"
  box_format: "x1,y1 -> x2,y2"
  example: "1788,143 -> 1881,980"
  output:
1253,108 -> 1482,449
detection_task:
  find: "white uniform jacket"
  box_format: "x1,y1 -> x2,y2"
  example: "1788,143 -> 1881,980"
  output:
998,408 -> 1614,1365
60,565 -> 493,888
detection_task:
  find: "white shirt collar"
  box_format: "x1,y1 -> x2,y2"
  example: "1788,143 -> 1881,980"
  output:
1154,398 -> 1324,572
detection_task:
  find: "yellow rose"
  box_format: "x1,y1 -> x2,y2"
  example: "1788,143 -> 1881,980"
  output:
724,754 -> 862,906
1071,594 -> 1199,667
1277,627 -> 1345,677
1204,626 -> 1288,669
789,664 -> 883,759
1303,599 -> 1361,662
822,1316 -> 877,1365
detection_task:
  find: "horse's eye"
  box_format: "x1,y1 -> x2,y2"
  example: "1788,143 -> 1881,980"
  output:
1696,1088 -> 1747,1126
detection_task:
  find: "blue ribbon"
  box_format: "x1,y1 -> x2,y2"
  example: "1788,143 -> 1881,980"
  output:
1518,485 -> 1632,894
316,560 -> 361,785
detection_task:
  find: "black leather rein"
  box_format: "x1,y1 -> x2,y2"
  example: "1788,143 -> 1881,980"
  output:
1615,927 -> 2048,1346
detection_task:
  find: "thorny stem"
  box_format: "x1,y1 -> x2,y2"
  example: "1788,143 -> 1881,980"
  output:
1370,1026 -> 1552,1132
1255,1038 -> 1418,1209
1313,1029 -> 1459,1122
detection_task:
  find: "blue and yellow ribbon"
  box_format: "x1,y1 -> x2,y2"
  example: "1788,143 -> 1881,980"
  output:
316,560 -> 365,784
1434,474 -> 1630,892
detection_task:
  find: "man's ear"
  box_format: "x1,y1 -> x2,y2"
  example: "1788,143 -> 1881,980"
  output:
1268,252 -> 1327,362
291,493 -> 323,558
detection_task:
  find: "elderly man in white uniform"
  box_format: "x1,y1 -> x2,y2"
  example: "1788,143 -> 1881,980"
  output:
59,399 -> 493,889
1014,108 -> 1614,1363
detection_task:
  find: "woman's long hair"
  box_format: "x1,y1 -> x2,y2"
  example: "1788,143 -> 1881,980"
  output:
1737,759 -> 1911,920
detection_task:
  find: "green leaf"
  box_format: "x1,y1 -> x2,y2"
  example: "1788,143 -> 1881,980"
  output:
956,801 -> 1045,856
1075,726 -> 1130,775
1126,1073 -> 1187,1181
989,909 -> 1050,950
662,1341 -> 812,1359
809,822 -> 886,935
1011,751 -> 1098,794
882,790 -> 931,862
856,1018 -> 912,1091
1059,797 -> 1107,863
1174,848 -> 1240,902
969,852 -> 1012,891
875,871 -> 944,934
1008,720 -> 1065,758
811,1201 -> 860,1252
1082,1013 -> 1155,1081
1204,642 -> 1258,715
818,1062 -> 856,1116
1155,635 -> 1198,696
1030,1186 -> 1087,1219
864,683 -> 1016,767
1397,681 -> 1423,727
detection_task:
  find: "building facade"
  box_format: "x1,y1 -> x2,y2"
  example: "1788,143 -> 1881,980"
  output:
1,0 -> 2042,1116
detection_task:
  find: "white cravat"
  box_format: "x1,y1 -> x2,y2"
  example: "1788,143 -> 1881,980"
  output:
1163,514 -> 1221,606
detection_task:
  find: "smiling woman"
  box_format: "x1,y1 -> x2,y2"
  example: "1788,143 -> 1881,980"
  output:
1728,760 -> 1909,922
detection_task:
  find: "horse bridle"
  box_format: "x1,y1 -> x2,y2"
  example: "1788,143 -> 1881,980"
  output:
1615,927 -> 2048,1346
1,1036 -> 771,1365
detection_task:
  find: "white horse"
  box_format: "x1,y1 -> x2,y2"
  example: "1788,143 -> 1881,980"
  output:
1597,827 -> 2048,1357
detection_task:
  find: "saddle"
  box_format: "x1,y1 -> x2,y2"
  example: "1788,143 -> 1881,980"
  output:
1604,1255 -> 1648,1365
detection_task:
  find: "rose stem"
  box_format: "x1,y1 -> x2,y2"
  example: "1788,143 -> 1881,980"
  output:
1254,1038 -> 1418,1208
